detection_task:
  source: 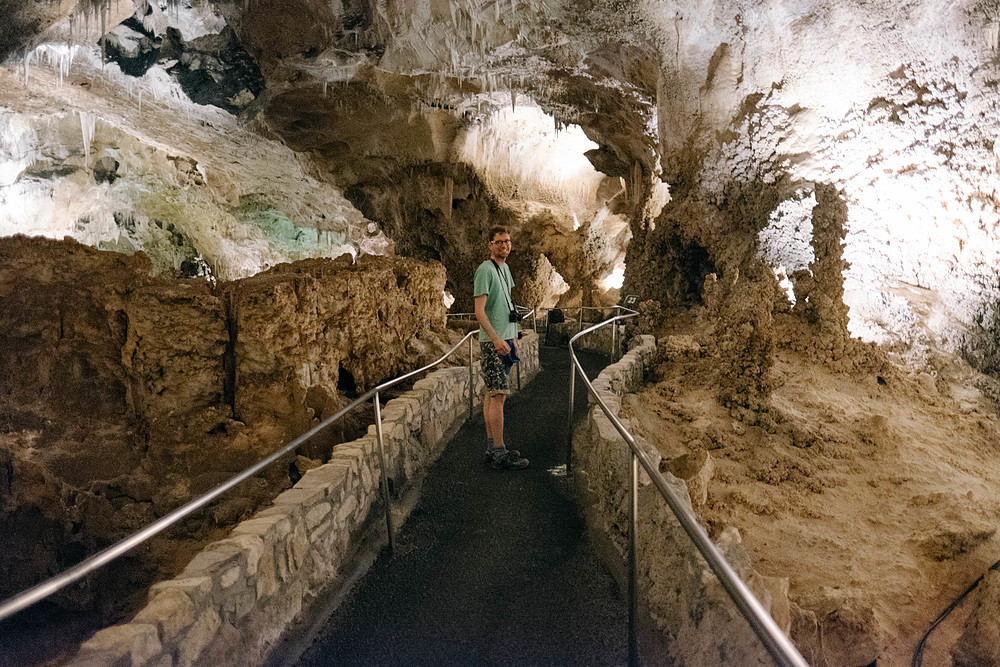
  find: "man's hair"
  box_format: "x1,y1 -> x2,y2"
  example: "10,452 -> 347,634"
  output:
488,226 -> 509,242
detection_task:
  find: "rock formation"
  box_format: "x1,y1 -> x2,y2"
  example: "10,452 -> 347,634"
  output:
4,0 -> 1000,664
0,235 -> 445,612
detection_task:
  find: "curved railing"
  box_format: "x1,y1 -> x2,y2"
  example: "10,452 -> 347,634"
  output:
0,326 -> 496,622
446,304 -> 537,333
567,306 -> 809,667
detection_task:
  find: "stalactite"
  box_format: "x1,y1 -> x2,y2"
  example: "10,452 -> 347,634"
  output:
79,111 -> 97,168
100,0 -> 107,66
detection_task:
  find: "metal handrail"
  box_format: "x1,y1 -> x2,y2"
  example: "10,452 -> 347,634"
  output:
567,307 -> 809,667
447,305 -> 537,333
0,327 -> 487,622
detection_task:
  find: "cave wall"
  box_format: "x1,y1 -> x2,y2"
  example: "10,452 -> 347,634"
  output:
0,237 -> 150,601
343,163 -> 530,311
10,0 -> 1000,356
0,235 -> 445,606
1,34 -> 383,282
6,0 -> 648,320
609,0 -> 1000,361
229,255 -> 446,433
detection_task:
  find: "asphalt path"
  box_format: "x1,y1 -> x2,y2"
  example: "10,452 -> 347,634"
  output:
292,345 -> 628,667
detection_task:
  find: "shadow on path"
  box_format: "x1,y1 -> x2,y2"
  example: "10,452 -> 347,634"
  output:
291,345 -> 627,666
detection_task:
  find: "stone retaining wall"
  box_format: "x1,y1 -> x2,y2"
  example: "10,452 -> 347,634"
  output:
67,332 -> 540,667
572,334 -> 792,667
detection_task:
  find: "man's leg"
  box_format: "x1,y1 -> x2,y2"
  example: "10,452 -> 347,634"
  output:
481,341 -> 507,453
483,397 -> 493,443
480,342 -> 526,469
484,392 -> 506,449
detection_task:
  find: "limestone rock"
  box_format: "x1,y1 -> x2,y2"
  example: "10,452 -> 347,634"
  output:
0,237 -> 445,617
123,278 -> 227,420
952,570 -> 1000,667
662,450 -> 714,509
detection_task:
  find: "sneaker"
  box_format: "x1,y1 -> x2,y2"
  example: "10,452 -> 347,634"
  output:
490,449 -> 529,470
484,447 -> 521,463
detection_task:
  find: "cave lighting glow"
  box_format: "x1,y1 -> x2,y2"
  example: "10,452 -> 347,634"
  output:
602,265 -> 625,290
772,267 -> 796,307
455,99 -> 604,211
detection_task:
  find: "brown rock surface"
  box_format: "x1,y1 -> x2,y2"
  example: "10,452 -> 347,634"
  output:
0,235 -> 149,424
622,309 -> 1000,667
228,255 -> 446,430
952,570 -> 1000,667
0,236 -> 446,615
123,278 -> 228,421
0,236 -> 151,600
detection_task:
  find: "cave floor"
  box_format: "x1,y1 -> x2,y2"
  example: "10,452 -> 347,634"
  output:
284,346 -> 635,667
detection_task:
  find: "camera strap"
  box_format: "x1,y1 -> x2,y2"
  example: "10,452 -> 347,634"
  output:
489,258 -> 516,314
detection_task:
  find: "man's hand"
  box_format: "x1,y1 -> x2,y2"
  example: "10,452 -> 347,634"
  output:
475,294 -> 508,353
493,337 -> 511,355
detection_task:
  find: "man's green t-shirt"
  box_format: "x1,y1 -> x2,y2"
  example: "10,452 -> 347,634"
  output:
474,259 -> 517,343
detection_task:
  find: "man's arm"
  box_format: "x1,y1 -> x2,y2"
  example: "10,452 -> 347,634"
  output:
474,294 -> 511,355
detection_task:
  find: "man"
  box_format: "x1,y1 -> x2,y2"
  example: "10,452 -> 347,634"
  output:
474,226 -> 529,470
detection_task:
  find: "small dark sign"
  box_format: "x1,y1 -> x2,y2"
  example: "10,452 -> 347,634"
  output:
619,294 -> 639,308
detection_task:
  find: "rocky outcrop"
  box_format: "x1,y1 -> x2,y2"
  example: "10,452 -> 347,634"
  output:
0,237 -> 151,597
704,265 -> 779,414
572,334 -> 791,666
124,278 -> 228,421
227,255 -> 446,435
791,184 -> 852,365
0,235 -> 445,611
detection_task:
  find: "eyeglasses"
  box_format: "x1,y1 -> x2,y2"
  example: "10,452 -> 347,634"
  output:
491,239 -> 512,245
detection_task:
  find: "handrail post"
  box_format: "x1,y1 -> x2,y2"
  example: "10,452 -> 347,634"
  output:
610,308 -> 617,361
578,307 -> 585,335
468,335 -> 475,422
629,451 -> 639,667
613,306 -> 620,361
373,391 -> 395,555
566,363 -> 575,472
516,354 -> 521,390
612,320 -> 618,362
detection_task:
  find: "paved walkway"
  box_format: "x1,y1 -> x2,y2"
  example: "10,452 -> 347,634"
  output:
291,345 -> 627,666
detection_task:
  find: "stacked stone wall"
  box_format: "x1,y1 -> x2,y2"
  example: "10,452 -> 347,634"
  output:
572,334 -> 792,667
66,332 -> 539,667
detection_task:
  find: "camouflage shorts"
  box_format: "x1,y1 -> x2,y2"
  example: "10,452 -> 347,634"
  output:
480,342 -> 509,396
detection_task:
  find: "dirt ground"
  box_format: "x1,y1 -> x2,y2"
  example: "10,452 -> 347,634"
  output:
622,311 -> 1000,667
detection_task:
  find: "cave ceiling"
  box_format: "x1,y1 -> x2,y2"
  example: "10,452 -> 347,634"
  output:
2,0 -> 1000,351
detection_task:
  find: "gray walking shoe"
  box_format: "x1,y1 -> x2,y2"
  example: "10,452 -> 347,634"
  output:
484,447 -> 521,463
490,449 -> 529,470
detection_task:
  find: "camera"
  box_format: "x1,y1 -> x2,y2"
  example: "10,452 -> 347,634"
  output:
509,310 -> 524,323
